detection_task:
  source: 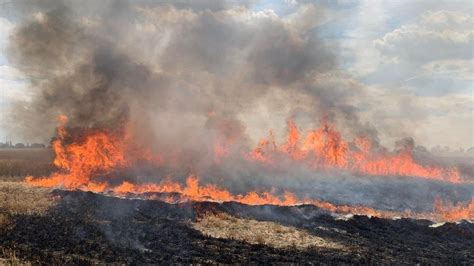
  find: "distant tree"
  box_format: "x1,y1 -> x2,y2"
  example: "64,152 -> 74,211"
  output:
30,143 -> 46,148
14,143 -> 26,148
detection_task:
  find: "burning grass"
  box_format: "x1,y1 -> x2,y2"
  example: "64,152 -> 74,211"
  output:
192,212 -> 344,250
21,117 -> 474,222
248,119 -> 463,183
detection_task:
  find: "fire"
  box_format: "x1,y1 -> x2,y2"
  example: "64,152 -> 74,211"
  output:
248,119 -> 462,183
25,115 -> 472,222
110,176 -> 473,222
25,116 -> 160,192
434,197 -> 474,221
111,175 -> 298,206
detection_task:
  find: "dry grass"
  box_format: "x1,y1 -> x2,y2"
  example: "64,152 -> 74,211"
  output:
0,160 -> 54,180
0,149 -> 53,161
0,149 -> 54,265
0,181 -> 55,264
193,213 -> 344,250
0,149 -> 54,179
0,181 -> 55,216
0,248 -> 31,266
0,212 -> 11,229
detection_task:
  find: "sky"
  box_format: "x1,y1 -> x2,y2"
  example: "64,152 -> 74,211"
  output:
0,0 -> 472,150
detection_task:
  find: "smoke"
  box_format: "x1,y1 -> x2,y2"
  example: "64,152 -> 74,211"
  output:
6,1 -> 473,213
6,0 -> 370,143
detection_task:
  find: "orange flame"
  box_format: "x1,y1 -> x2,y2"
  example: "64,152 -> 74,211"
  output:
111,175 -> 298,206
26,116 -> 160,192
248,119 -> 462,183
25,115 -> 472,222
434,197 -> 474,221
111,176 -> 472,222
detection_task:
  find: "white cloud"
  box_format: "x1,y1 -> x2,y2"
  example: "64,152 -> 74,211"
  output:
0,16 -> 13,34
0,65 -> 23,80
422,59 -> 474,80
374,10 -> 473,64
0,17 -> 13,52
341,0 -> 389,76
284,4 -> 333,32
421,10 -> 473,28
339,4 -> 474,149
356,84 -> 474,149
0,64 -> 28,102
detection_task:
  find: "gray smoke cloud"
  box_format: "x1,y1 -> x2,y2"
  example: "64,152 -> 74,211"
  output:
7,0 -> 370,144
6,0 -> 472,213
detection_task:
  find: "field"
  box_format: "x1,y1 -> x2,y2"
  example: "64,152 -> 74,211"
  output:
0,149 -> 473,264
0,149 -> 53,264
0,149 -> 54,181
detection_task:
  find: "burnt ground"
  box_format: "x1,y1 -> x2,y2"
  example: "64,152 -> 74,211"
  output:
1,190 -> 473,264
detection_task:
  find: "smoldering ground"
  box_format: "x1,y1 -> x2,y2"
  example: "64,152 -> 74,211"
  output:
4,1 -> 473,212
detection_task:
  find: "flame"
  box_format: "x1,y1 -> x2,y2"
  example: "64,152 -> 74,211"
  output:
109,176 -> 473,222
25,115 -> 472,222
111,175 -> 298,206
248,119 -> 462,183
434,197 -> 474,221
25,116 -> 160,192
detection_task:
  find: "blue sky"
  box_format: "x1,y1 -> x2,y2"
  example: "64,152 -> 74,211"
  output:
0,0 -> 472,149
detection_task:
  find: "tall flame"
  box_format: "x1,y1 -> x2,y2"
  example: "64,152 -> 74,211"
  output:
26,116 -> 160,192
248,119 -> 462,183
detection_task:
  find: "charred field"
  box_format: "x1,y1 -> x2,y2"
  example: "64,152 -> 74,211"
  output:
1,183 -> 473,264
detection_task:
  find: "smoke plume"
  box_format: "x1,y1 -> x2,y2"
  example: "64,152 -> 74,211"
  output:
7,0 -> 369,144
6,1 -> 473,213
